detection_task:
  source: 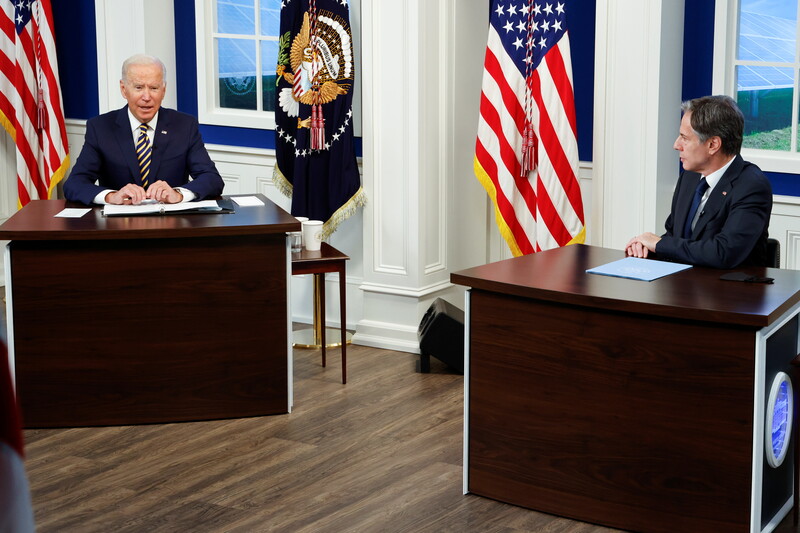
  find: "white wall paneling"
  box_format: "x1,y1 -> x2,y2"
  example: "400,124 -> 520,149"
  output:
0,131 -> 14,288
94,0 -> 177,114
451,2 -> 499,265
593,0 -> 685,249
1,124 -> 15,219
768,196 -> 800,271
356,0 -> 490,353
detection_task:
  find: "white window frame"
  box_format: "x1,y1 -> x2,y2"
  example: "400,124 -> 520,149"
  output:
194,0 -> 278,130
713,0 -> 800,174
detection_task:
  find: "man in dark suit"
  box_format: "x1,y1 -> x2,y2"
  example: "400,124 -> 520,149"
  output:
64,54 -> 223,205
626,95 -> 772,268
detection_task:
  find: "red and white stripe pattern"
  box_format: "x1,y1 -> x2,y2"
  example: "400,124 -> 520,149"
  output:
474,1 -> 584,255
0,0 -> 69,208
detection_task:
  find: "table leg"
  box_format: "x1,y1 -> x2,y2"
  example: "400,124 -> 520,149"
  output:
340,265 -> 347,385
313,273 -> 326,367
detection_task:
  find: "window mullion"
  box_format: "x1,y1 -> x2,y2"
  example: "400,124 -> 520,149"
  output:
254,0 -> 263,112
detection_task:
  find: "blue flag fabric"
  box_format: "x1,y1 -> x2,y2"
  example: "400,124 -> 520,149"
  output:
274,0 -> 365,239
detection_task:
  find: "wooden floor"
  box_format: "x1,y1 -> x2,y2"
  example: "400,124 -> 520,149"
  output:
20,342 -> 800,532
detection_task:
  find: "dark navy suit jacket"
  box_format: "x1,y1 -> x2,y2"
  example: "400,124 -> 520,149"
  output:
63,106 -> 224,204
655,154 -> 772,268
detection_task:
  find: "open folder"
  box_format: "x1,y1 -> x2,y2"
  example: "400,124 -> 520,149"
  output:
102,198 -> 235,216
586,256 -> 692,281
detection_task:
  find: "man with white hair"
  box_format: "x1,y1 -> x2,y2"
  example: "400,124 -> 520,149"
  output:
64,54 -> 223,205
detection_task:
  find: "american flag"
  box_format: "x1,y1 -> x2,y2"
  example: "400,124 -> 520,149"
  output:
0,0 -> 69,208
474,1 -> 584,255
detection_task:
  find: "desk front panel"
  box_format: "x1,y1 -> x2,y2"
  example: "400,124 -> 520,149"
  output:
10,233 -> 288,427
468,288 -> 756,533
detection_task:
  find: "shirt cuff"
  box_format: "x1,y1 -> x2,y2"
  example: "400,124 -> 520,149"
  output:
174,187 -> 195,203
93,190 -> 113,204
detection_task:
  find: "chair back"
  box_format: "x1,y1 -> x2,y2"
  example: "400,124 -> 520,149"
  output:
767,238 -> 780,268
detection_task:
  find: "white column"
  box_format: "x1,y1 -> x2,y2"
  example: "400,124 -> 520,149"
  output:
95,0 -> 177,113
593,0 -> 685,249
356,0 -> 488,352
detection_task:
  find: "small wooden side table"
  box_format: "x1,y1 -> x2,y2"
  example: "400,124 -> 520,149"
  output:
291,242 -> 349,384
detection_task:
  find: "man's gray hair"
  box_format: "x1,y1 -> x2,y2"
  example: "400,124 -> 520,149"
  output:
681,95 -> 745,156
121,54 -> 167,84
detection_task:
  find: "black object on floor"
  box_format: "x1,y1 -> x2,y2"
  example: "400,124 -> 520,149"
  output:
417,298 -> 464,374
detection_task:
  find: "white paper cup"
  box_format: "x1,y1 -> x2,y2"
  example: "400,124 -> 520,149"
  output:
301,220 -> 324,251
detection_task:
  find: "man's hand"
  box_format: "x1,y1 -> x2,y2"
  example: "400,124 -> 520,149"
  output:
145,180 -> 183,204
625,232 -> 661,258
105,183 -> 146,205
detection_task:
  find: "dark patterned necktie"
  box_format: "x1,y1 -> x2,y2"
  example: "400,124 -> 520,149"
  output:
683,177 -> 709,239
136,123 -> 152,189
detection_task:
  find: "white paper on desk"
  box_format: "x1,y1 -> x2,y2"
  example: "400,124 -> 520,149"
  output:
55,208 -> 91,218
586,257 -> 692,282
103,200 -> 220,216
231,195 -> 264,206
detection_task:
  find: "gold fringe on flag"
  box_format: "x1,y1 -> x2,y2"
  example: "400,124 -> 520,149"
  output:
272,163 -> 367,240
272,164 -> 294,198
320,186 -> 367,240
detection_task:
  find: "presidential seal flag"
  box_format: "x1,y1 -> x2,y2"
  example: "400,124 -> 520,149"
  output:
274,0 -> 365,239
475,1 -> 584,255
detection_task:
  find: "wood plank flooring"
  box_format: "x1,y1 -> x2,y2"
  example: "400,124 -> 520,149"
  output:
20,343 -> 800,532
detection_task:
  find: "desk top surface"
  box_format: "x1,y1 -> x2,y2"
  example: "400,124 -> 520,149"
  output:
292,242 -> 349,264
0,195 -> 300,241
451,244 -> 800,327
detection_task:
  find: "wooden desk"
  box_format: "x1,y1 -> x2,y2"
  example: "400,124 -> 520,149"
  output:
452,244 -> 800,533
291,242 -> 349,384
0,196 -> 300,427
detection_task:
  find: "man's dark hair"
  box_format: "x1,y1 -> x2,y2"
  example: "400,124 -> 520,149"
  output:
681,95 -> 744,156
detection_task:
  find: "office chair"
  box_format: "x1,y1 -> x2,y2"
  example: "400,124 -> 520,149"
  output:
767,238 -> 780,268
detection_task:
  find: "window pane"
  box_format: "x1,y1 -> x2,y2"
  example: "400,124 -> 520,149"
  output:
737,2 -> 797,63
796,85 -> 800,152
261,40 -> 277,112
218,38 -> 257,110
737,65 -> 794,151
217,0 -> 255,35
260,1 -> 280,36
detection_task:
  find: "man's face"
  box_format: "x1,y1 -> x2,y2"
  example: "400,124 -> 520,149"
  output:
120,63 -> 166,123
673,111 -> 712,174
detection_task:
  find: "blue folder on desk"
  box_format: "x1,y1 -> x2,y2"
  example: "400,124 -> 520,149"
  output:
586,256 -> 692,281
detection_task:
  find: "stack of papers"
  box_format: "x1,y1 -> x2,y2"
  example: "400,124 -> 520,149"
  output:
586,257 -> 692,281
102,200 -> 231,216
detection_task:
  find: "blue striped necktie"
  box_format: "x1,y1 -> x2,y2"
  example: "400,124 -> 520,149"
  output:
136,123 -> 152,189
683,177 -> 709,239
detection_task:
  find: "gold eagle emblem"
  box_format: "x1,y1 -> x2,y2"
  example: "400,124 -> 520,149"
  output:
277,11 -> 353,117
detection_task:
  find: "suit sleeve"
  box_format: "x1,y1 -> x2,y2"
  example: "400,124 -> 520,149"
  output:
661,172 -> 685,241
655,169 -> 772,268
62,119 -> 109,205
179,120 -> 224,201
